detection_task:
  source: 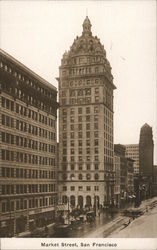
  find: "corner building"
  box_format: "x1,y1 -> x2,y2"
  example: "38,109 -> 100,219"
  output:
0,49 -> 58,236
58,17 -> 116,209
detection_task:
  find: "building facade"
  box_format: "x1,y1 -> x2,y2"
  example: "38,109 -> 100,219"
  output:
0,49 -> 58,236
113,154 -> 121,208
139,123 -> 154,199
126,158 -> 134,198
139,123 -> 154,176
125,144 -> 139,174
58,17 -> 116,210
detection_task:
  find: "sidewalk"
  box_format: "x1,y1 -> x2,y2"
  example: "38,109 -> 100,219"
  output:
86,196 -> 157,238
109,203 -> 157,238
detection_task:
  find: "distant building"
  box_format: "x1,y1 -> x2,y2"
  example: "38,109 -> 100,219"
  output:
58,17 -> 116,209
0,49 -> 58,237
113,153 -> 121,208
114,144 -> 134,206
126,158 -> 134,197
125,144 -> 139,174
114,144 -> 127,206
139,123 -> 154,199
152,165 -> 157,196
139,123 -> 154,176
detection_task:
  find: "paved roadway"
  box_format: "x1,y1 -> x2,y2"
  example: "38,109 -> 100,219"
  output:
109,205 -> 157,238
53,210 -> 119,238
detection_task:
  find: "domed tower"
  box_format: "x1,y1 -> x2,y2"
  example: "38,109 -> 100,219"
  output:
139,123 -> 154,176
58,17 -> 116,209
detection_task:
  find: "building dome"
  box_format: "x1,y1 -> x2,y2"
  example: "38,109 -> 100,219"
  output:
61,16 -> 112,77
61,17 -> 107,57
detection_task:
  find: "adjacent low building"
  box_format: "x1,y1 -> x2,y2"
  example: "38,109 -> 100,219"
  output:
0,49 -> 58,236
114,144 -> 134,207
125,144 -> 139,174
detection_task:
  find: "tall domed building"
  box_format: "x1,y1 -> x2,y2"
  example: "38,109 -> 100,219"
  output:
139,123 -> 154,176
58,17 -> 116,209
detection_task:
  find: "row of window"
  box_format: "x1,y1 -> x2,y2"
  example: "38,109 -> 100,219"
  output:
1,149 -> 56,166
62,173 -> 99,180
62,131 -> 99,140
63,139 -> 99,147
62,156 -> 113,166
62,115 -> 98,123
15,102 -> 56,128
63,123 -> 99,131
1,184 -> 56,195
62,96 -> 100,105
2,132 -> 56,153
62,65 -> 103,77
0,61 -> 55,99
63,147 -> 99,155
63,185 -> 99,192
1,83 -> 56,115
61,78 -> 100,88
2,114 -> 56,140
1,196 -> 56,213
62,155 -> 99,162
1,167 -> 56,179
62,163 -> 99,171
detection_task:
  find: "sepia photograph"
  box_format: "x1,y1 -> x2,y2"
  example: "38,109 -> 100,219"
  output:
0,0 -> 156,249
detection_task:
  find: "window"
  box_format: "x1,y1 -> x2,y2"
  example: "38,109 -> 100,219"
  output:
71,186 -> 75,191
95,88 -> 99,94
87,164 -> 90,170
78,124 -> 82,130
86,123 -> 90,130
63,186 -> 67,191
86,173 -> 91,180
79,174 -> 82,180
78,107 -> 82,114
86,107 -> 90,114
86,148 -> 90,154
95,139 -> 99,146
78,116 -> 82,122
86,132 -> 90,138
95,173 -> 99,180
95,164 -> 99,170
86,186 -> 91,191
86,115 -> 90,122
94,186 -> 99,191
78,164 -> 82,170
78,186 -> 83,191
70,108 -> 74,114
94,106 -> 98,113
71,164 -> 75,170
95,96 -> 99,102
78,132 -> 82,138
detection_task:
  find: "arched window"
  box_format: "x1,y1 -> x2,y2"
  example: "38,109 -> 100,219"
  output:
62,173 -> 67,180
95,173 -> 99,180
86,173 -> 91,180
62,195 -> 68,204
78,196 -> 83,208
78,174 -> 83,180
70,195 -> 75,207
86,196 -> 91,207
70,174 -> 75,180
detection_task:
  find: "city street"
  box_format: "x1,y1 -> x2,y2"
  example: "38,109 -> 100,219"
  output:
51,198 -> 157,238
109,205 -> 157,238
52,209 -> 119,238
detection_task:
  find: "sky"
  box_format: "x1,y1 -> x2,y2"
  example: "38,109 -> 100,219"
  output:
0,0 -> 156,163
